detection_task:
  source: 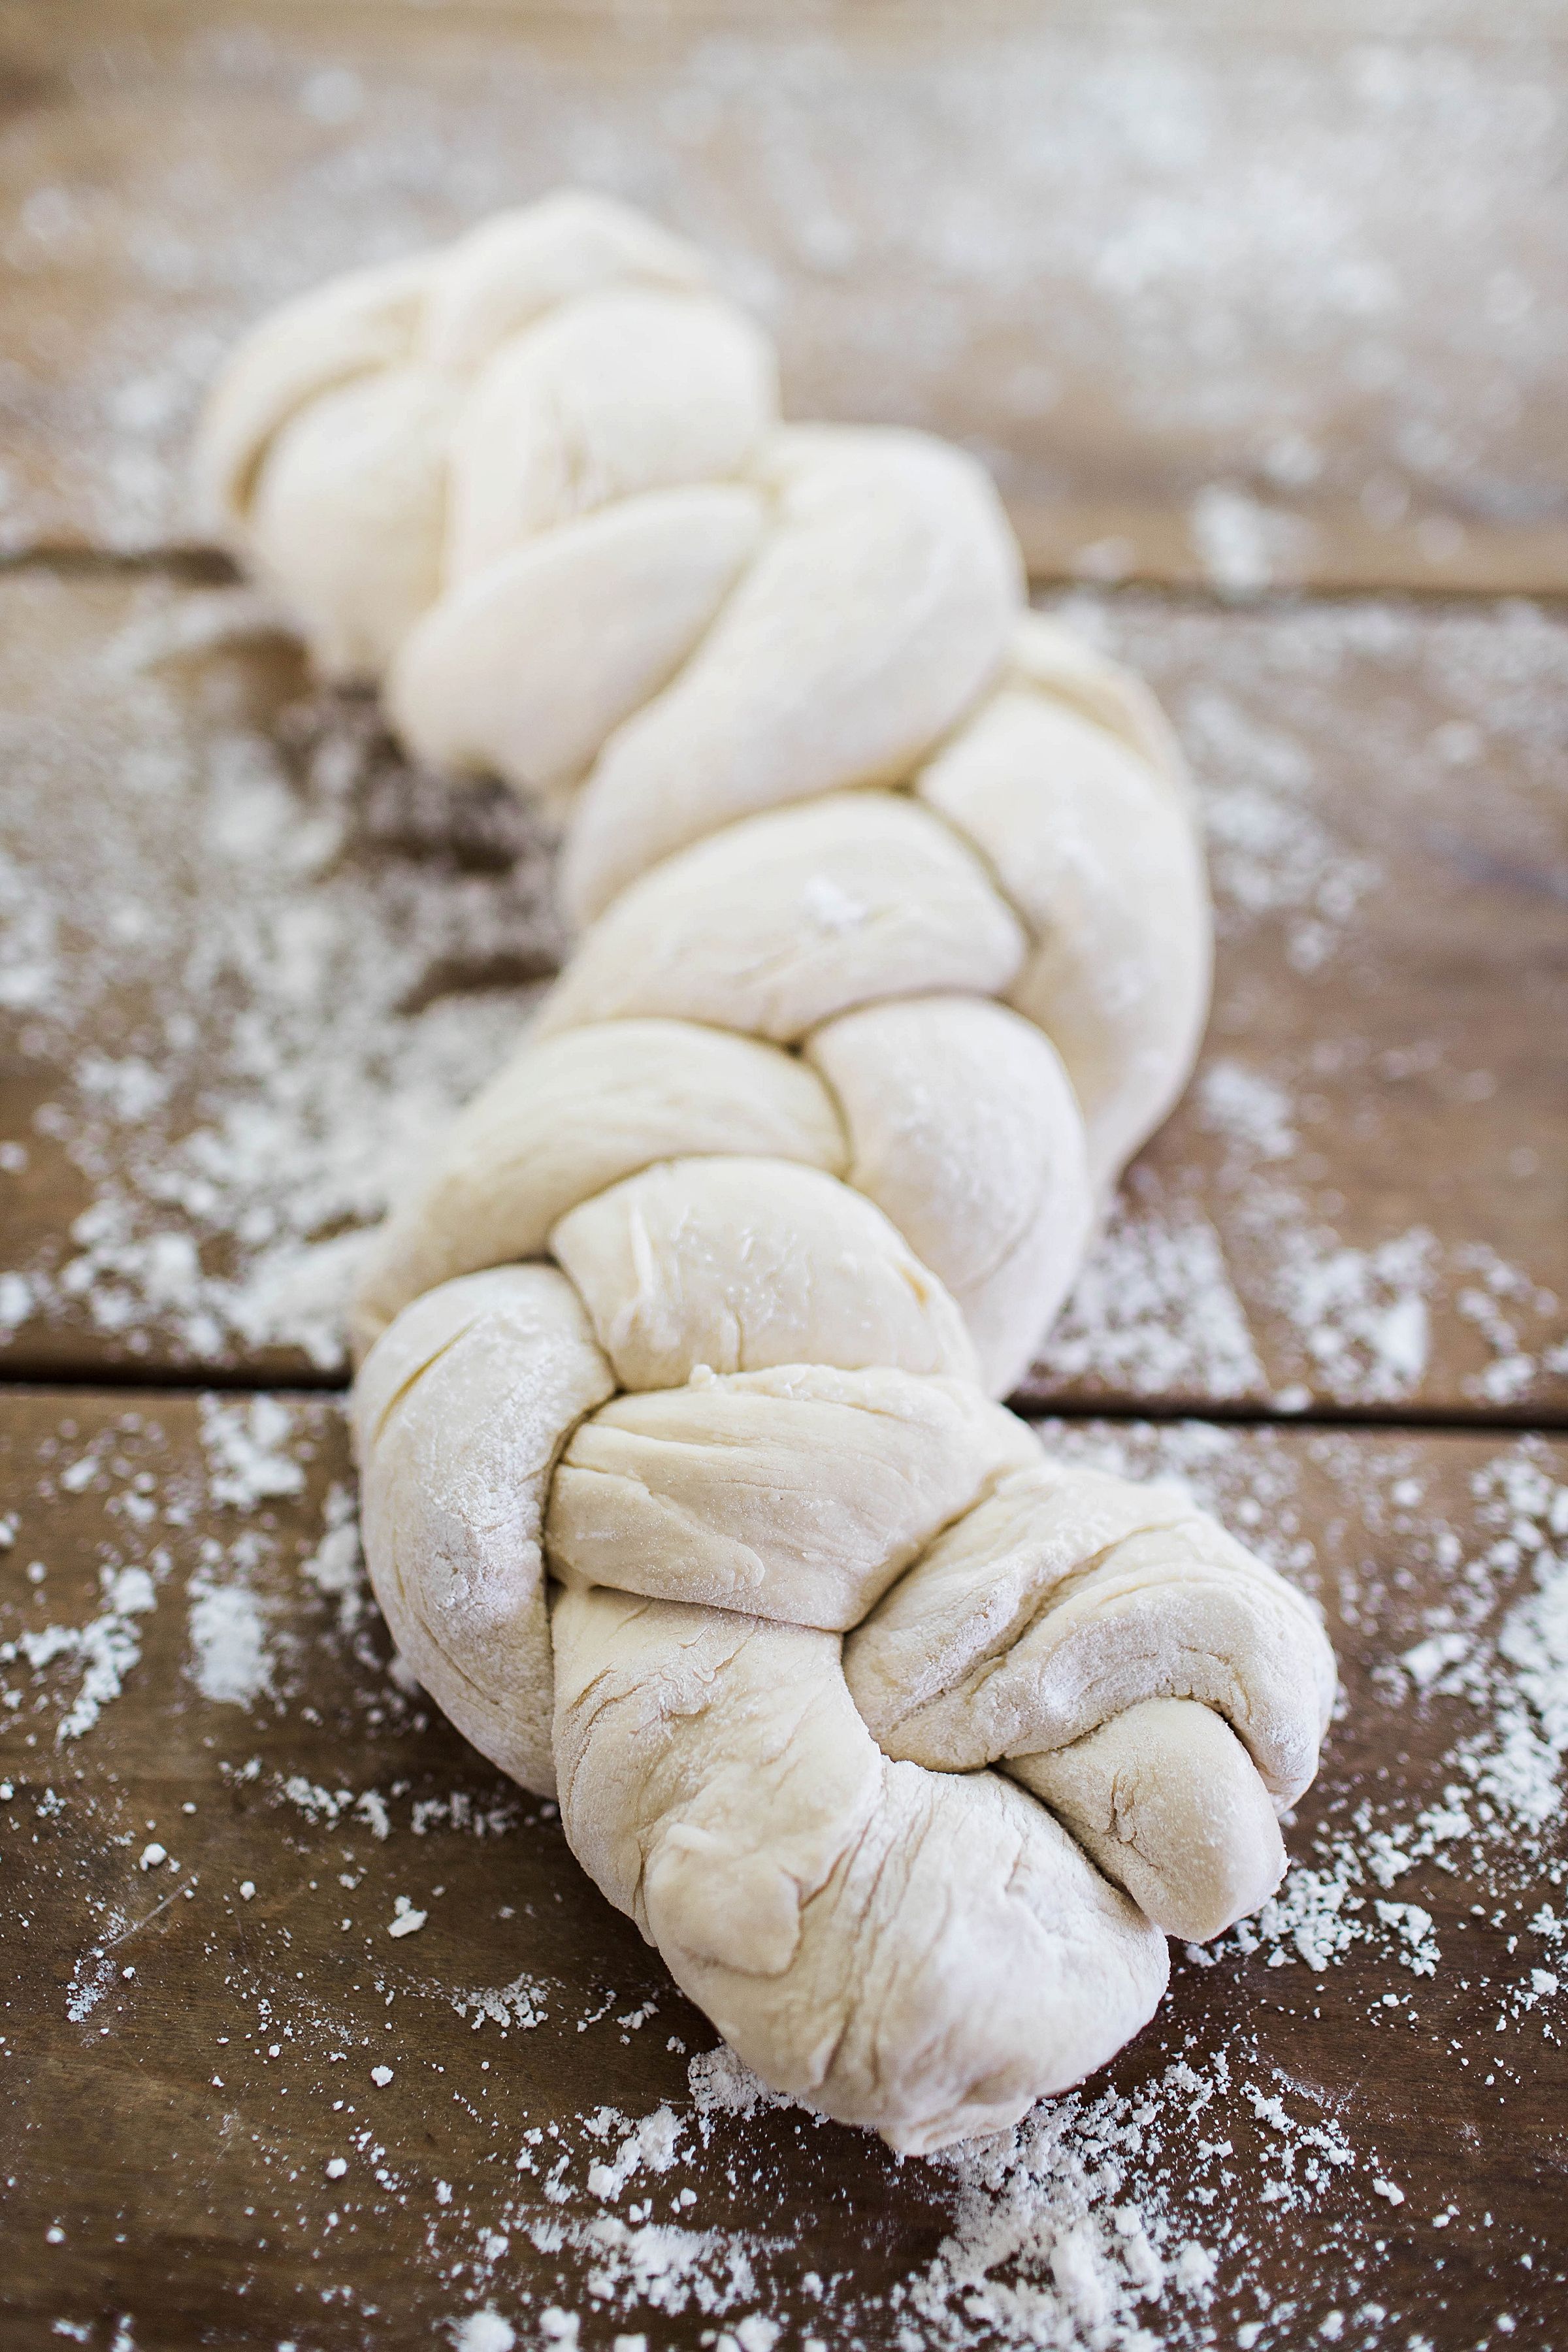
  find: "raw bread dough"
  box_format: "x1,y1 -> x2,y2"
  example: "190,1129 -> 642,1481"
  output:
200,192 -> 1204,1208
209,192 -> 1337,2155
550,1584 -> 1172,2154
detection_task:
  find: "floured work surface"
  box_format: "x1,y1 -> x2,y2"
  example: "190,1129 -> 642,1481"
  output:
1,571 -> 1562,1417
3,1392 -> 1568,2349
2,3 -> 1567,2345
1,0 -> 1566,594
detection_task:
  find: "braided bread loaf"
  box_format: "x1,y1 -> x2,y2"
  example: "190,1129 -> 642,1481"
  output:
200,193 -> 1336,2155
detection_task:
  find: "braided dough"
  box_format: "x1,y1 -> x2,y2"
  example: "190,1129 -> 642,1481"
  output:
200,193 -> 1337,2155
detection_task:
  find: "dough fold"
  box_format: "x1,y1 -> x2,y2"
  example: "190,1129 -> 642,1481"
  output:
547,1364 -> 1036,1629
917,678 -> 1212,1189
807,994 -> 1092,1397
532,790 -> 1027,1049
551,1156 -> 979,1391
350,1021 -> 846,1363
551,1586 -> 1170,2155
558,426 -> 1022,924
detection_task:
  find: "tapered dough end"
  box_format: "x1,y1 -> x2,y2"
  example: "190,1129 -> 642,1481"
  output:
645,1829 -> 804,1978
842,1457 -> 1337,1805
865,1766 -> 1173,2152
1011,1696 -> 1287,1946
689,1763 -> 1171,2158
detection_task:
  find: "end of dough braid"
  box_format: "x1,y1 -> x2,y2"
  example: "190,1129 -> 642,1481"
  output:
204,189 -> 1338,2155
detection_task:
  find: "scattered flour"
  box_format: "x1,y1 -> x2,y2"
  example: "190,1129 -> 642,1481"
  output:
687,2046 -> 798,2134
1037,593 -> 1564,1409
449,2316 -> 515,2352
1,579 -> 561,1369
451,1974 -> 549,2036
419,2033 -> 1391,2351
1275,1225 -> 1437,1401
585,2107 -> 684,2204
1188,483 -> 1315,601
15,1563 -> 159,1744
1199,1060 -> 1298,1166
66,1929 -> 131,2027
1036,1186 -> 1264,1401
7,16 -> 1563,570
187,1569 -> 274,1708
300,1482 -> 365,1631
3,574 -> 1562,1409
199,1394 -> 306,1510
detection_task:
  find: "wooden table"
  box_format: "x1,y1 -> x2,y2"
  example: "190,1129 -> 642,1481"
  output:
3,7 -> 1565,2348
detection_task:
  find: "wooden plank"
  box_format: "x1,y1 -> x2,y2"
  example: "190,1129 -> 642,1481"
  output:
1022,587 -> 1568,1420
3,572 -> 1563,1414
4,1387 -> 1568,2347
0,0 -> 1565,589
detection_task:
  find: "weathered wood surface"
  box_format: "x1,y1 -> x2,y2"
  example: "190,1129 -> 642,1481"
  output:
3,1389 -> 1567,2349
1024,591 -> 1568,1420
2,571 -> 1563,1415
2,4 -> 1565,2347
1,0 -> 1565,591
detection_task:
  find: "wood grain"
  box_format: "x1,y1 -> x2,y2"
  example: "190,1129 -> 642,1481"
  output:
1022,591 -> 1568,1420
2,7 -> 1564,2347
3,1388 -> 1567,2349
0,0 -> 1564,590
2,572 -> 1562,1415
